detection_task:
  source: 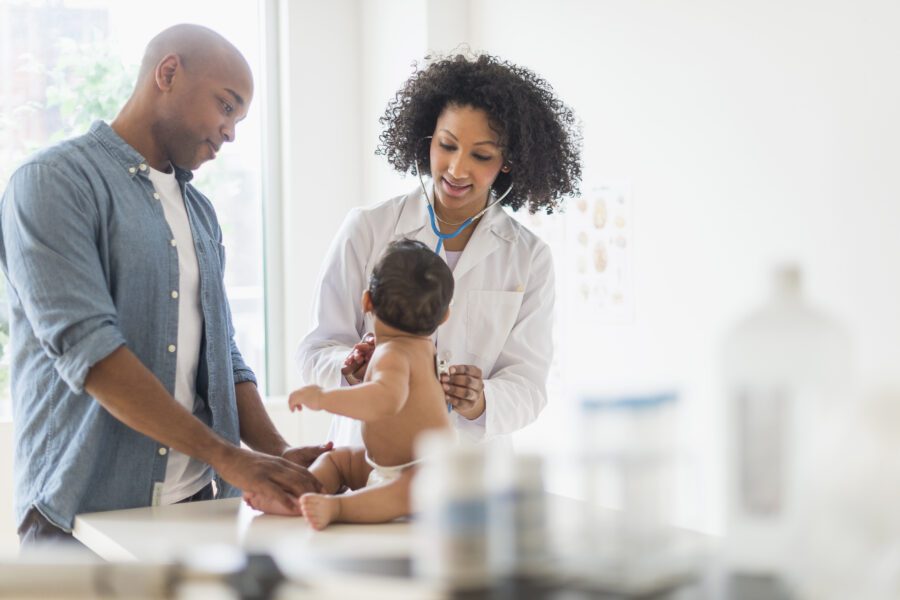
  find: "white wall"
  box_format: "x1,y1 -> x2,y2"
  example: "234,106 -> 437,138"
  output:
276,0 -> 363,394
464,0 -> 900,532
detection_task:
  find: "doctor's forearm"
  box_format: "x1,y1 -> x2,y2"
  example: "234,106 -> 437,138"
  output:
482,374 -> 548,435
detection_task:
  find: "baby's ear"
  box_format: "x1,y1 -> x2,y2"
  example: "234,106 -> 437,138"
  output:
440,307 -> 450,325
362,290 -> 374,313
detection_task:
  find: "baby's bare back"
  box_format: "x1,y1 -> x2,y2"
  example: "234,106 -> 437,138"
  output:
361,339 -> 451,467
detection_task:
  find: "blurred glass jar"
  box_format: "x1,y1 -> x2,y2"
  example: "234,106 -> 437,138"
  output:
577,390 -> 684,593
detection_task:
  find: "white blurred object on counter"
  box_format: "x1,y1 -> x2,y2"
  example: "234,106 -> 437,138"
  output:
721,264 -> 853,584
577,388 -> 700,594
791,384 -> 900,600
487,450 -> 549,581
412,431 -> 490,589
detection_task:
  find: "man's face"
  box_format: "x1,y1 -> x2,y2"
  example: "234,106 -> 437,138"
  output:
161,58 -> 253,171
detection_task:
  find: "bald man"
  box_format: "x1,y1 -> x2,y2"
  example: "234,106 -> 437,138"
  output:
0,24 -> 328,548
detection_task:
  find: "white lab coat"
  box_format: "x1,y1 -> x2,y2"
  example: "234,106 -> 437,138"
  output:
296,188 -> 555,445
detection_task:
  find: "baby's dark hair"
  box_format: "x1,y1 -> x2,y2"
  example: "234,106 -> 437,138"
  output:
368,239 -> 454,336
377,52 -> 583,214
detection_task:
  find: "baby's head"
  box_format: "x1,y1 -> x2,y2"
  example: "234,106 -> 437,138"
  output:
365,239 -> 454,336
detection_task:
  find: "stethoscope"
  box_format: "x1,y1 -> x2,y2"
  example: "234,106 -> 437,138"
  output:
415,136 -> 514,255
414,137 -> 514,413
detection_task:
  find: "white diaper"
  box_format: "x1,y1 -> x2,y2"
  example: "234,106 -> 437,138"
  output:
364,452 -> 423,488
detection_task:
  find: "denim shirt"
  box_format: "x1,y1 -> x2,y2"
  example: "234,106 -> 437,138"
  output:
0,121 -> 255,531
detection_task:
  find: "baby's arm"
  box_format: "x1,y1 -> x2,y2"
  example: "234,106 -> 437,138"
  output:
289,350 -> 409,421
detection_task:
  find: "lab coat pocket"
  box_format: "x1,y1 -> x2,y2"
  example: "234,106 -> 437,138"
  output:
465,290 -> 524,363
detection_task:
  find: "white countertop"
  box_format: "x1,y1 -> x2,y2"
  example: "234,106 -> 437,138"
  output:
72,498 -> 438,598
70,494 -> 707,599
73,497 -> 413,563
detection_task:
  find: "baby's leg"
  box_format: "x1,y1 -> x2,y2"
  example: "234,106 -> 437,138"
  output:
308,446 -> 366,494
244,447 -> 364,516
300,468 -> 413,530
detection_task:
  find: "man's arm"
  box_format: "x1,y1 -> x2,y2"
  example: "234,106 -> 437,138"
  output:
235,381 -> 289,456
290,351 -> 410,421
85,347 -> 319,507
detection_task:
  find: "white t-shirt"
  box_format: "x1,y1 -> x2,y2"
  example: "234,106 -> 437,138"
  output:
444,250 -> 462,271
147,166 -> 211,504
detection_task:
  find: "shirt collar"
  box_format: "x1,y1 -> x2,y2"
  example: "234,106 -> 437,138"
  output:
89,120 -> 194,183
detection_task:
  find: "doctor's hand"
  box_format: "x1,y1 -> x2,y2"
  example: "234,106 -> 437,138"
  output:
288,385 -> 325,412
341,333 -> 375,385
441,365 -> 486,420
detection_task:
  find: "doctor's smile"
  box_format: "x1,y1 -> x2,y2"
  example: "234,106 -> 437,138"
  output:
439,177 -> 471,198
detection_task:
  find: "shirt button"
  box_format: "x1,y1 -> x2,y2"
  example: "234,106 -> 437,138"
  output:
153,193 -> 160,200
158,447 -> 168,456
168,344 -> 176,353
139,164 -> 148,171
128,167 -> 136,174
170,239 -> 176,247
171,290 -> 179,299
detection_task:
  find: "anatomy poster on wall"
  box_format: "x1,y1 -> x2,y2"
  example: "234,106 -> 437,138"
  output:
516,181 -> 634,325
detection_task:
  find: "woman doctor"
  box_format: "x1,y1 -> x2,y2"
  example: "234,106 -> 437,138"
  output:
297,53 -> 582,445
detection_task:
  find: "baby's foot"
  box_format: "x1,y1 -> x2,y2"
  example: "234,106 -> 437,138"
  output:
299,493 -> 341,530
243,492 -> 302,516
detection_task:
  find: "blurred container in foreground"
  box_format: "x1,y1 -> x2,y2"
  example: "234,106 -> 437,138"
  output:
412,431 -> 489,590
577,389 -> 700,595
791,385 -> 900,600
721,264 -> 852,586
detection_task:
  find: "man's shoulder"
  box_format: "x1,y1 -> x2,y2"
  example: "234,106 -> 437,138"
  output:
19,130 -> 100,173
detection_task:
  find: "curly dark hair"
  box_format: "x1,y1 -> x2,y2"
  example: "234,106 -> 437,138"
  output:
377,53 -> 582,214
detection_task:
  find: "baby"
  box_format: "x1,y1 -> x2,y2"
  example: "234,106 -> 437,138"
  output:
245,239 -> 454,529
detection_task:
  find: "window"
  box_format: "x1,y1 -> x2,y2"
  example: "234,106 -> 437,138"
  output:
0,0 -> 268,417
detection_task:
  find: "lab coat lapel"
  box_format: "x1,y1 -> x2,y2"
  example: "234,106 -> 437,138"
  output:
393,187 -> 447,260
453,205 -> 516,281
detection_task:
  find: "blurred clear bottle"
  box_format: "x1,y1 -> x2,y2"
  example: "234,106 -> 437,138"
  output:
578,389 -> 683,594
721,264 -> 852,580
412,432 -> 490,591
487,452 -> 549,582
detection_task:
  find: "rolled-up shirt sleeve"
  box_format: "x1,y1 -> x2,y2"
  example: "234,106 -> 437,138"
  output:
228,307 -> 257,387
0,163 -> 126,393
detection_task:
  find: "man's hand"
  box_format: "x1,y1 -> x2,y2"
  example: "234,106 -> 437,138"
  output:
341,333 -> 375,385
281,442 -> 333,468
289,385 -> 325,412
213,446 -> 322,512
441,365 -> 486,420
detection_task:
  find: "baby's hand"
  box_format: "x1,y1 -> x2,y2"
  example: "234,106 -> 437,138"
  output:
288,385 -> 324,412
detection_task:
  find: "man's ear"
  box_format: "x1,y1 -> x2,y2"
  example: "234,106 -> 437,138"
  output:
362,290 -> 374,313
155,54 -> 180,91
